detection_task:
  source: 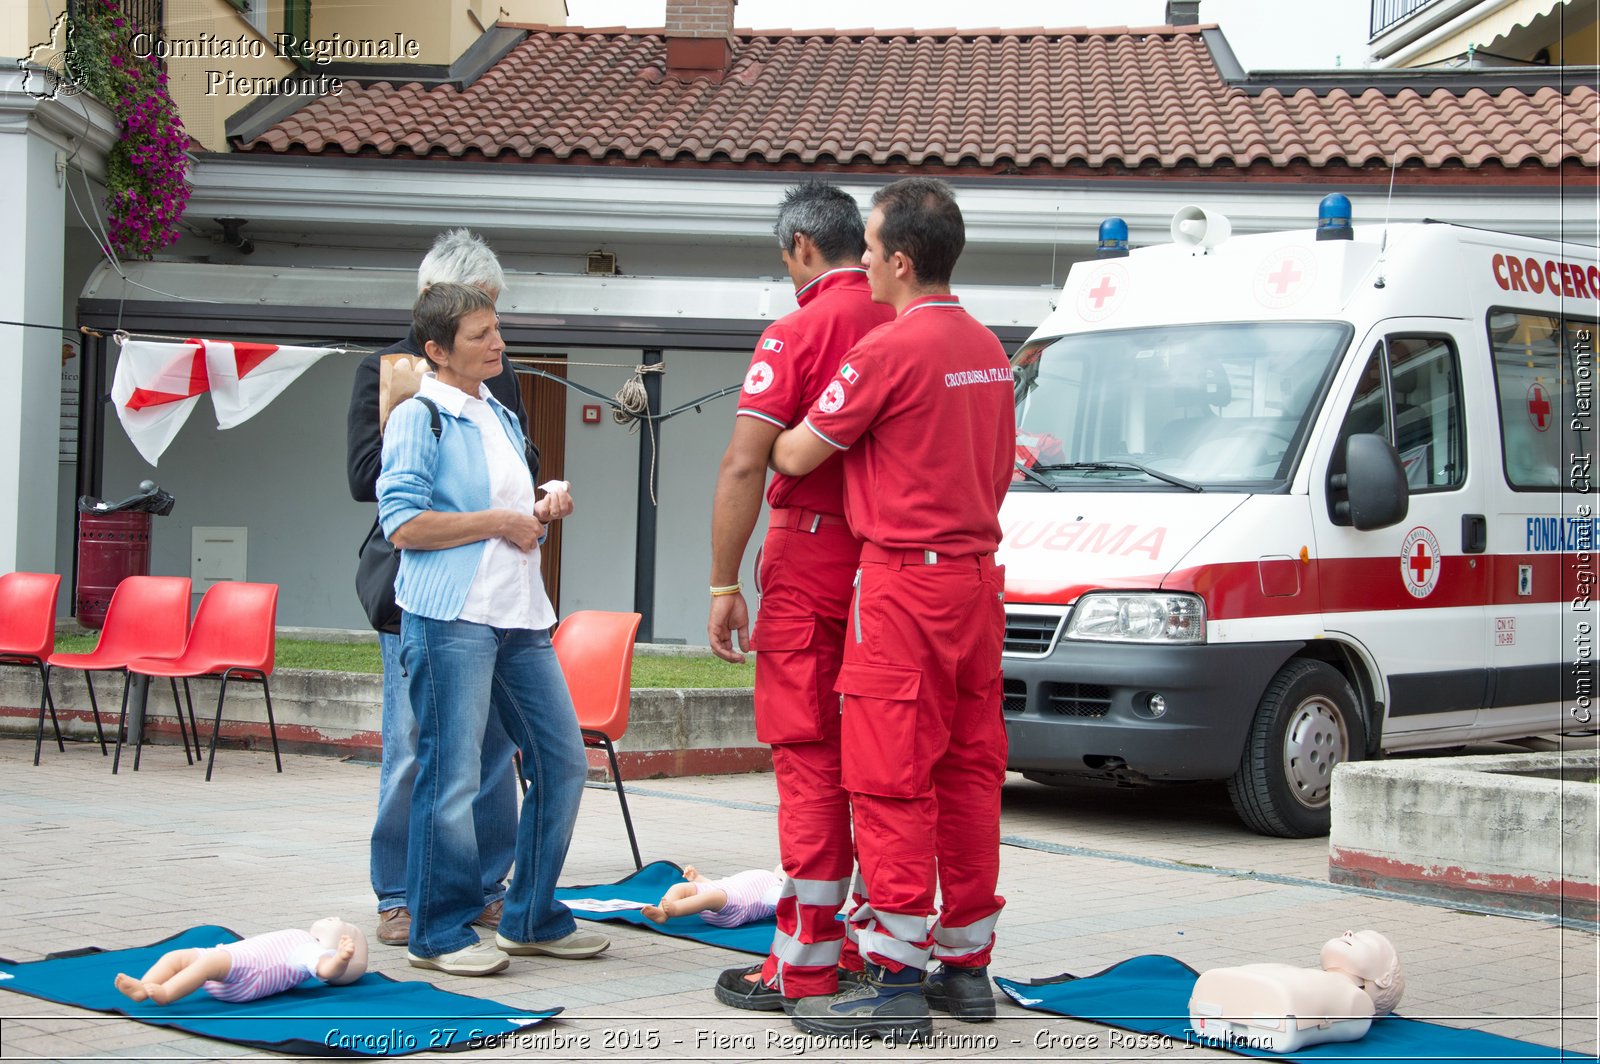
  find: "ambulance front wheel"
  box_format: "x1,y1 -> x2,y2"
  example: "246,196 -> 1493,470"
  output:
1227,659 -> 1365,838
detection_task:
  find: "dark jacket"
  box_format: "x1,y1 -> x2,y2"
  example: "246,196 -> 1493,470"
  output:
345,327 -> 536,503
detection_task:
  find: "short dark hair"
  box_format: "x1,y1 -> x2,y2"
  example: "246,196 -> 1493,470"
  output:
774,180 -> 866,263
870,178 -> 965,286
413,282 -> 495,366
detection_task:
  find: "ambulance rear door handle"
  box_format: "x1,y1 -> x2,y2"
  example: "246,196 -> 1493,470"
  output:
1462,514 -> 1487,554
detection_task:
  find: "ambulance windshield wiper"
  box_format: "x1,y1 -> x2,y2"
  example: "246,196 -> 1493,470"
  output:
1013,461 -> 1059,492
1034,462 -> 1204,493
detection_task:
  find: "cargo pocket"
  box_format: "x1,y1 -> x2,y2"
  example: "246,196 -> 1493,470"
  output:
751,617 -> 824,744
837,661 -> 925,798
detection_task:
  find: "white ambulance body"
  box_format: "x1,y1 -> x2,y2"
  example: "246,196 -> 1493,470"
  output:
1003,204 -> 1599,837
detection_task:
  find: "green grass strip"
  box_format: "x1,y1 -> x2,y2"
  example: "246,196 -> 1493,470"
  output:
51,634 -> 754,689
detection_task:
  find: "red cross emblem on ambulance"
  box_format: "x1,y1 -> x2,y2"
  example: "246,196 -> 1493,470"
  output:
1400,525 -> 1442,599
1254,248 -> 1316,309
1527,383 -> 1552,432
1076,264 -> 1128,323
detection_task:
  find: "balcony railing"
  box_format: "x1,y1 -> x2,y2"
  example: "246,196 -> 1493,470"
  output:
68,0 -> 166,46
1371,0 -> 1435,38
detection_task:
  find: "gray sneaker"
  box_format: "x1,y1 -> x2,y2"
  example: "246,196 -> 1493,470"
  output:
496,928 -> 610,958
789,966 -> 931,1042
407,940 -> 509,976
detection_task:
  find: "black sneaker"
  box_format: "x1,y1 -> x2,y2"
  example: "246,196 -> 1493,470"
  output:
789,963 -> 931,1042
923,963 -> 995,1021
714,963 -> 785,1012
715,964 -> 863,1013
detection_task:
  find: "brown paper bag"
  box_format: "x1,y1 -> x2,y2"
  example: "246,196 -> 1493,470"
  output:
378,352 -> 428,433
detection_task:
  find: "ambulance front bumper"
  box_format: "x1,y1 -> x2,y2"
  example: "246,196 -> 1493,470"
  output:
1001,639 -> 1303,783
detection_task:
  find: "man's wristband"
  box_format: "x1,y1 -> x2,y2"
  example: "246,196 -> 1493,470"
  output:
710,582 -> 742,597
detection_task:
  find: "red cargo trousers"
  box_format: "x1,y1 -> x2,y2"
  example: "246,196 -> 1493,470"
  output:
752,510 -> 862,998
838,544 -> 1008,972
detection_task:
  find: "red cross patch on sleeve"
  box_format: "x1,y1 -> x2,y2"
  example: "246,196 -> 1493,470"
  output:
744,361 -> 775,394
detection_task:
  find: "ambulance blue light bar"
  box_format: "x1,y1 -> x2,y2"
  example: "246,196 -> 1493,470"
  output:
1316,194 -> 1353,241
1097,218 -> 1130,258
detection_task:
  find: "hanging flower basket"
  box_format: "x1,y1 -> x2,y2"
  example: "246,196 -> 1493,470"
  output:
70,1 -> 191,259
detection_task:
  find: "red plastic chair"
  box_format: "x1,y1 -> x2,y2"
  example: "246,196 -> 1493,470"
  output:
124,581 -> 281,781
0,572 -> 64,766
552,610 -> 644,870
49,576 -> 196,770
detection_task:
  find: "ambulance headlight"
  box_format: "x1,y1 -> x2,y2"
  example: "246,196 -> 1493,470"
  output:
1065,592 -> 1205,644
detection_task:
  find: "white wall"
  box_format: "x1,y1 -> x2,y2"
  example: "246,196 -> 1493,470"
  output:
0,125 -> 65,577
92,336 -> 764,643
553,344 -> 766,644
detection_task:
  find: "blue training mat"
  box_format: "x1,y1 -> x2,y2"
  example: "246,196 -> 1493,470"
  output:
556,860 -> 772,955
996,954 -> 1593,1063
0,925 -> 560,1057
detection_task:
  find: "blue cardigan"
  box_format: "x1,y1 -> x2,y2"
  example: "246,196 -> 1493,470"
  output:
377,390 -> 531,622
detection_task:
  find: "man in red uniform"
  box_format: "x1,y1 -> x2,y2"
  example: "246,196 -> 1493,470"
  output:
771,178 -> 1015,1042
707,181 -> 895,1011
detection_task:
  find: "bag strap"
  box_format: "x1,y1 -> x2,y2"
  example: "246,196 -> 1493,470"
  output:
360,396 -> 442,555
415,395 -> 441,439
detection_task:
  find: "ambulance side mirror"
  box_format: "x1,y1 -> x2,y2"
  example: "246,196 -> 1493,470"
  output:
1330,433 -> 1409,530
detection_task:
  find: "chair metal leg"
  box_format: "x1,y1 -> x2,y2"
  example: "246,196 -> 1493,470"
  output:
32,661 -> 57,766
170,678 -> 194,766
599,734 -> 643,871
83,673 -> 109,755
205,676 -> 229,782
112,675 -> 133,774
42,663 -> 63,755
514,750 -> 527,797
182,679 -> 201,762
261,677 -> 282,773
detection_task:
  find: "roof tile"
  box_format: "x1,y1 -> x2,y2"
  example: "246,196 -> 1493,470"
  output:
238,25 -> 1598,172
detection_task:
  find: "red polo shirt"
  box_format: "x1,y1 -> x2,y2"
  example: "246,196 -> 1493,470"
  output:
802,295 -> 1015,555
737,268 -> 895,515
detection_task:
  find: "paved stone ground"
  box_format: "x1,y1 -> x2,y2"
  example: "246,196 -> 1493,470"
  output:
1,736 -> 1595,1062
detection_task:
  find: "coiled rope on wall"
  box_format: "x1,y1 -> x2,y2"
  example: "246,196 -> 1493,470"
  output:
510,356 -> 739,506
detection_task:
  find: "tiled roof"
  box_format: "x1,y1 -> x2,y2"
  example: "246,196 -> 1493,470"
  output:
237,24 -> 1598,173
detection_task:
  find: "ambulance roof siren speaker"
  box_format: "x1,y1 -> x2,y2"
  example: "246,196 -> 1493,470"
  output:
1171,206 -> 1231,251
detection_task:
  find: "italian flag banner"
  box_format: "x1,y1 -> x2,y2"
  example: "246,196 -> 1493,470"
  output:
111,338 -> 341,465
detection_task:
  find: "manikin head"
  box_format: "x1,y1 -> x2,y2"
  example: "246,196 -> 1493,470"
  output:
1320,929 -> 1404,1014
309,917 -> 369,985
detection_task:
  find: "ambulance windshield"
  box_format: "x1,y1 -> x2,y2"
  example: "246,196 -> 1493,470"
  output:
1012,322 -> 1350,490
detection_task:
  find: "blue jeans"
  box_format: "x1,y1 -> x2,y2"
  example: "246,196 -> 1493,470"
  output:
370,629 -> 517,914
401,615 -> 589,958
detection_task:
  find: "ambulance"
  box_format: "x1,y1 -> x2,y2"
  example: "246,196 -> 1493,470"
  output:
1003,196 -> 1598,837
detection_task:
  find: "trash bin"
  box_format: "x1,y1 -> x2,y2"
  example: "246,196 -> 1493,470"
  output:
75,482 -> 175,629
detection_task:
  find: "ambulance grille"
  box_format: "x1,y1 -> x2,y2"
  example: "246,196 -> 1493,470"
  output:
1044,683 -> 1112,718
1003,612 -> 1064,656
1002,678 -> 1027,714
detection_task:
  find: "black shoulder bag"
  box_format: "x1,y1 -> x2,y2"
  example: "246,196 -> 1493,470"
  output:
355,396 -> 440,633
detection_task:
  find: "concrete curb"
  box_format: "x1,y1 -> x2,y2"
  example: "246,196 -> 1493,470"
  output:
1329,751 -> 1599,921
0,667 -> 769,780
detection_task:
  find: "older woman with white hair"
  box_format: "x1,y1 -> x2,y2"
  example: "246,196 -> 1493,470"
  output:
378,282 -> 606,976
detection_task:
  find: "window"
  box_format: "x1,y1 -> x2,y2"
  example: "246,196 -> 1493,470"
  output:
1011,322 -> 1348,490
1330,334 -> 1465,507
1489,309 -> 1597,491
